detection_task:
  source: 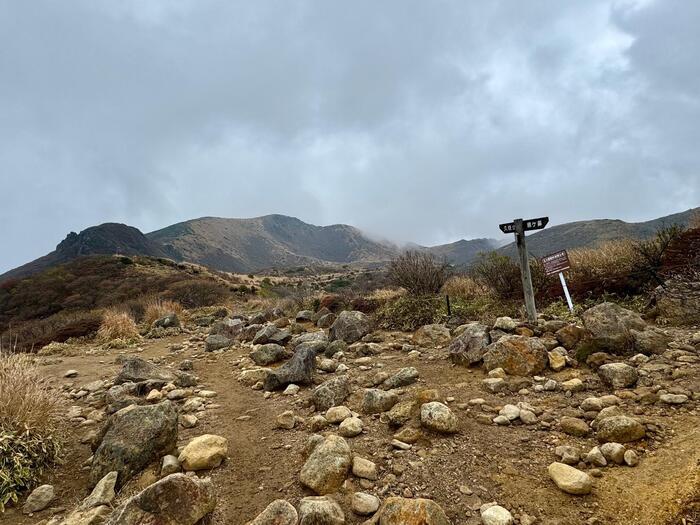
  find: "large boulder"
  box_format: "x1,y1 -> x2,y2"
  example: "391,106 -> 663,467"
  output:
555,324 -> 587,350
299,435 -> 352,495
448,322 -> 490,366
250,344 -> 289,366
329,311 -> 371,344
312,376 -> 350,412
413,324 -> 451,347
210,317 -> 245,339
374,497 -> 451,525
249,500 -> 298,525
382,367 -> 419,390
482,335 -> 548,376
298,496 -> 345,525
362,389 -> 399,414
581,302 -> 646,353
596,415 -> 646,443
105,474 -> 216,525
253,325 -> 292,346
114,357 -> 175,385
547,463 -> 592,495
598,363 -> 638,389
178,434 -> 228,471
420,402 -> 458,434
264,346 -> 316,391
90,401 -> 178,490
630,328 -> 670,355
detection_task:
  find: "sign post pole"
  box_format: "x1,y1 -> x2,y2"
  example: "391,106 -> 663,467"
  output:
514,219 -> 538,324
558,272 -> 574,313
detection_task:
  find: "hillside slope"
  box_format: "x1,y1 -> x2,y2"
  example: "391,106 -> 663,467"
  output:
0,223 -> 169,282
498,207 -> 699,258
147,214 -> 397,273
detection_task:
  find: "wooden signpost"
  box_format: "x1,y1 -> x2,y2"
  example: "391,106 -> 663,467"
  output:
542,249 -> 574,313
499,217 -> 549,323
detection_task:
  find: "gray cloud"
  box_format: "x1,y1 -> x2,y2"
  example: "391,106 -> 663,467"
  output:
1,0 -> 698,272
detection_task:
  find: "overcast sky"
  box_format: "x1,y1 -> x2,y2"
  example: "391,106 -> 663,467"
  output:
1,0 -> 699,273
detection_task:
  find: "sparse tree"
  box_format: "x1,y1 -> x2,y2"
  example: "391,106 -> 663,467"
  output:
388,251 -> 450,295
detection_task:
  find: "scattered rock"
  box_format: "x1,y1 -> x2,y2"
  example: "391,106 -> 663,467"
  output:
249,499 -> 299,525
413,324 -> 451,347
598,363 -> 638,389
374,497 -> 450,525
178,434 -> 228,471
205,334 -> 232,352
298,496 -> 345,525
362,389 -> 399,414
329,311 -> 371,344
352,493 -> 380,516
581,302 -> 645,353
448,322 -> 491,366
480,504 -> 514,525
264,346 -> 316,391
382,367 -> 419,389
548,462 -> 593,495
23,484 -> 54,514
596,415 -> 646,443
560,417 -> 590,437
420,402 -> 458,434
313,377 -> 350,412
338,417 -> 363,437
105,473 -> 216,525
299,435 -> 352,495
250,344 -> 288,366
482,335 -> 548,376
352,456 -> 378,480
90,401 -> 178,490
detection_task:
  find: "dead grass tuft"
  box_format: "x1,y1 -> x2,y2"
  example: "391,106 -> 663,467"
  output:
143,298 -> 184,326
96,309 -> 139,342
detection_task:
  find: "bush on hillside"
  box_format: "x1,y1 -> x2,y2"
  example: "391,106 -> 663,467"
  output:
469,252 -> 523,300
96,309 -> 139,342
163,279 -> 231,308
0,311 -> 102,353
388,251 -> 450,295
374,295 -> 444,331
143,298 -> 184,326
0,353 -> 62,510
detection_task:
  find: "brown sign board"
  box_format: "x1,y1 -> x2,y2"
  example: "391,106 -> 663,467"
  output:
542,250 -> 571,276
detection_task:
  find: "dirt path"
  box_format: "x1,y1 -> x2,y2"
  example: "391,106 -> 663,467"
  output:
4,332 -> 700,525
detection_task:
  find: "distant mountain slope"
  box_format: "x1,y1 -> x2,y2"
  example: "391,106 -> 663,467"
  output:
0,223 -> 169,282
147,214 -> 398,273
422,238 -> 500,267
498,207 -> 699,258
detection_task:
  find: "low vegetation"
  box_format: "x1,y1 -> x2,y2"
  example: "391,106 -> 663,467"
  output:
96,309 -> 140,343
0,352 -> 62,510
387,251 -> 450,295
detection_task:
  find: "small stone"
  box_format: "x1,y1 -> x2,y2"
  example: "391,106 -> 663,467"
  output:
352,492 -> 380,515
499,404 -> 520,421
600,443 -> 626,464
298,496 -> 345,525
180,414 -> 198,428
64,369 -> 79,378
178,434 -> 228,471
352,456 -> 378,480
276,410 -> 296,430
22,484 -> 54,514
483,378 -> 507,393
660,393 -> 688,404
146,389 -> 163,402
585,446 -> 607,467
480,504 -> 514,525
249,500 -> 298,525
420,402 -> 458,433
548,462 -> 592,495
161,455 -> 181,476
326,406 -> 352,424
560,417 -> 590,437
624,449 -> 639,467
338,417 -> 363,437
519,409 -> 537,425
283,384 -> 300,395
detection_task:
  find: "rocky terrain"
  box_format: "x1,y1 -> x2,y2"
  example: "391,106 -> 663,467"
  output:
4,301 -> 700,525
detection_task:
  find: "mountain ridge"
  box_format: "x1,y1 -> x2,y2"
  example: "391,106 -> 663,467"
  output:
2,207 -> 697,282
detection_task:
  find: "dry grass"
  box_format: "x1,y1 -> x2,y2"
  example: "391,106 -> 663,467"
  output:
96,308 -> 139,342
143,298 -> 184,326
366,287 -> 405,302
442,275 -> 489,300
0,352 -> 60,435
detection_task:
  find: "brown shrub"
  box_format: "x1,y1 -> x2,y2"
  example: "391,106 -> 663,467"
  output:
0,352 -> 60,434
0,311 -> 102,353
96,309 -> 139,342
442,275 -> 488,300
143,298 -> 184,325
163,279 -> 231,308
388,251 -> 450,295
